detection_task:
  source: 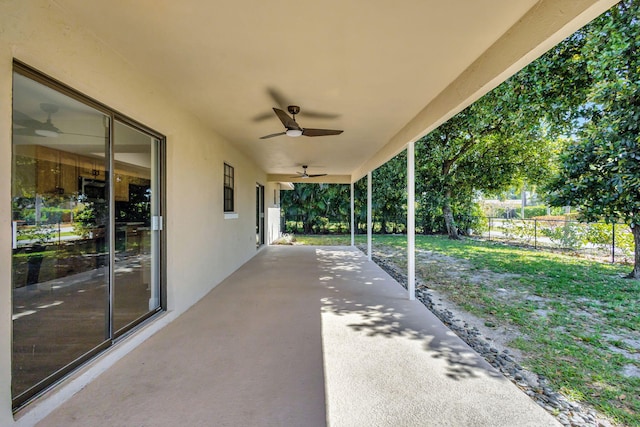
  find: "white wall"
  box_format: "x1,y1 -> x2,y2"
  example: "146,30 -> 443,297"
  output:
0,1 -> 275,424
266,183 -> 282,244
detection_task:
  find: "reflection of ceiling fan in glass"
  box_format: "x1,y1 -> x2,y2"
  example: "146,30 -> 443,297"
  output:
12,103 -> 103,138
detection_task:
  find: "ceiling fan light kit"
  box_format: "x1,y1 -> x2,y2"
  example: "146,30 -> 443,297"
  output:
34,129 -> 59,138
285,129 -> 303,137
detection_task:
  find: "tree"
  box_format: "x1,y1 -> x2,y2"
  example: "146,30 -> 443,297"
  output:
416,88 -> 552,239
281,184 -> 323,233
281,183 -> 352,234
415,22 -> 595,240
372,152 -> 407,233
546,0 -> 640,278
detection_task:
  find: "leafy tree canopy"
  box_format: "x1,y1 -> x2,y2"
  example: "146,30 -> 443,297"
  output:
546,0 -> 640,277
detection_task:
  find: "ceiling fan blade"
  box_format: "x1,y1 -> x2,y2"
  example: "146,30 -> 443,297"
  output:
253,111 -> 275,122
267,87 -> 289,109
307,174 -> 328,177
259,132 -> 287,139
300,110 -> 340,120
13,110 -> 45,129
14,126 -> 106,139
273,108 -> 300,130
61,132 -> 108,139
302,128 -> 343,137
253,88 -> 290,122
13,127 -> 44,137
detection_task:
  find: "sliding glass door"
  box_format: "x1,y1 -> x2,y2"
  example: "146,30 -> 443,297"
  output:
112,121 -> 161,333
11,66 -> 164,407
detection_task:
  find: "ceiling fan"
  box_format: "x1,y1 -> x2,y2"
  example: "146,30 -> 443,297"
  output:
13,103 -> 63,137
13,103 -> 103,138
290,165 -> 327,179
260,105 -> 343,139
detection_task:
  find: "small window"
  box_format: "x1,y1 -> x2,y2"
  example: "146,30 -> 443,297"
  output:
224,163 -> 234,212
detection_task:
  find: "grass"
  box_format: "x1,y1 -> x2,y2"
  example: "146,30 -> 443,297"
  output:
17,231 -> 77,241
291,233 -> 640,426
285,234 -> 363,246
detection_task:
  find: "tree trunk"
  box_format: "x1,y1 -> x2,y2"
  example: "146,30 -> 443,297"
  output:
303,214 -> 312,234
629,224 -> 640,279
442,188 -> 460,240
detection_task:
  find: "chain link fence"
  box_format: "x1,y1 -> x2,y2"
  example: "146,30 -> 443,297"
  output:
476,217 -> 634,263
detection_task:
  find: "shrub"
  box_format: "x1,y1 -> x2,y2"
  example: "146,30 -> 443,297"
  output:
18,224 -> 55,245
539,221 -> 585,249
521,205 -> 548,218
72,204 -> 96,238
502,219 -> 536,243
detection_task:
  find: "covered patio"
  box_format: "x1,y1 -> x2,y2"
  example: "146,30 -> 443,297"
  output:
31,246 -> 558,427
1,1 -> 621,424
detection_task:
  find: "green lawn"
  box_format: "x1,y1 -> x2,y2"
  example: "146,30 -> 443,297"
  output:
288,234 -> 356,246
291,233 -> 640,426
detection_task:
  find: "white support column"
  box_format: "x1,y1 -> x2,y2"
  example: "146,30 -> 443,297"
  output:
407,141 -> 416,301
350,181 -> 355,246
367,171 -> 372,260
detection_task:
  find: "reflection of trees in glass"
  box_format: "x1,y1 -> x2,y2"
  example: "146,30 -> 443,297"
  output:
12,154 -> 36,198
73,201 -> 96,238
14,193 -> 74,225
17,223 -> 55,246
116,183 -> 151,225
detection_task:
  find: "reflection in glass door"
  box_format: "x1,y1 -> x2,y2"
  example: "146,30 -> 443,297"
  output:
113,121 -> 161,333
11,72 -> 111,403
11,66 -> 164,408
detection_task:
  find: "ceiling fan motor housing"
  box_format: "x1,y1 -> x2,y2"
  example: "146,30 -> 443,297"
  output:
287,105 -> 300,115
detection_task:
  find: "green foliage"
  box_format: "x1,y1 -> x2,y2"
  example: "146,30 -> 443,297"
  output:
584,222 -> 615,247
72,203 -> 96,238
521,205 -> 549,218
413,29 -> 587,238
454,200 -> 487,235
544,0 -> 640,276
17,224 -> 55,246
281,183 -> 351,234
372,153 -> 407,234
582,223 -> 634,255
502,219 -> 537,244
39,207 -> 71,224
539,221 -> 585,249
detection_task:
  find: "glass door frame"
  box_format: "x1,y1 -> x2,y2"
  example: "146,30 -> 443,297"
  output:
256,183 -> 265,248
110,115 -> 166,339
11,61 -> 167,409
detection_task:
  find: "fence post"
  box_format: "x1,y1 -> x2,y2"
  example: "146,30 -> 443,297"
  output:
488,217 -> 491,241
612,223 -> 616,264
534,219 -> 537,249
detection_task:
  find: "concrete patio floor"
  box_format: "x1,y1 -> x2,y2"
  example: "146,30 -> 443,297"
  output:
34,246 -> 559,427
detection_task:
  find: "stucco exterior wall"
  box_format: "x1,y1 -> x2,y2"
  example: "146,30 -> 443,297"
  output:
0,1 -> 277,423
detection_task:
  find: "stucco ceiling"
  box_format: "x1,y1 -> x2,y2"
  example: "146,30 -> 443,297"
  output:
53,0 -> 616,182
